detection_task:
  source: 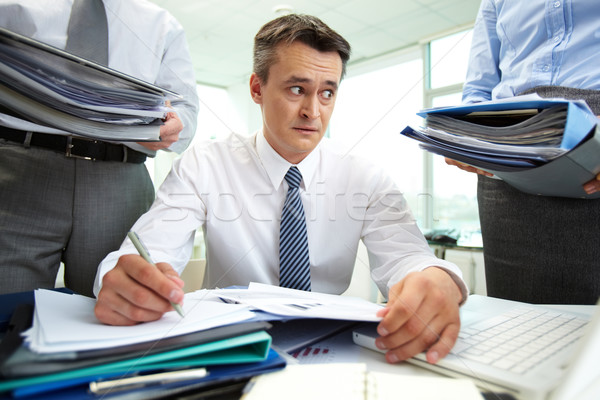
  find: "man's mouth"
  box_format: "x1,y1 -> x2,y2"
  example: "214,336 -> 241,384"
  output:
294,126 -> 319,134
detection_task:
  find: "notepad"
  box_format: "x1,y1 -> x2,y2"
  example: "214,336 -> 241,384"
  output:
240,363 -> 484,400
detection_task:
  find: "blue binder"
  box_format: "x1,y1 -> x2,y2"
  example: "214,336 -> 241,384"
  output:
403,98 -> 600,199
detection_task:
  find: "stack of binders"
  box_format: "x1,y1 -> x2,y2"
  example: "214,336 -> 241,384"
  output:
401,95 -> 600,199
0,27 -> 176,142
0,290 -> 285,399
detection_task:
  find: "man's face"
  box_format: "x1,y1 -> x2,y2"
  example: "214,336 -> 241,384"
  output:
250,41 -> 343,164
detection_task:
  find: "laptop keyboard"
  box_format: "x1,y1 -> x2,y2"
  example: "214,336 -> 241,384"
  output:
452,306 -> 588,374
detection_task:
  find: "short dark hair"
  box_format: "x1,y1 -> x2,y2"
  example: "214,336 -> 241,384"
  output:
253,14 -> 351,83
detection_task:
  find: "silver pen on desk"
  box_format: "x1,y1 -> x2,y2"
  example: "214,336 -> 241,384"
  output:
127,231 -> 185,318
89,368 -> 207,394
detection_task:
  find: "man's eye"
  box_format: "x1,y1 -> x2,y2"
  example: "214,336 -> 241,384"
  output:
290,86 -> 302,95
322,90 -> 334,99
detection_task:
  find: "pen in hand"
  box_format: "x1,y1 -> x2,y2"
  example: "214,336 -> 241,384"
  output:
127,231 -> 185,318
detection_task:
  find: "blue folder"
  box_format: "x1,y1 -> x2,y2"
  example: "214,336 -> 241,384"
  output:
403,98 -> 600,199
1,348 -> 286,400
417,98 -> 597,150
0,330 -> 272,397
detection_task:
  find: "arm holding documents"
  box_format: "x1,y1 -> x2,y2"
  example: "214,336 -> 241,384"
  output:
0,1 -> 200,298
439,0 -> 600,305
137,103 -> 184,152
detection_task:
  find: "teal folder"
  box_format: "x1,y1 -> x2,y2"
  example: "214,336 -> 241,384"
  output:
0,330 -> 271,394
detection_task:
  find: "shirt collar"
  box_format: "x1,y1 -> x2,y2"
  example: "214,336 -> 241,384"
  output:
256,130 -> 320,190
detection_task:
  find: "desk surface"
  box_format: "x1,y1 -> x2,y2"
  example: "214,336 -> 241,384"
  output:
288,303 -> 597,397
286,325 -> 438,376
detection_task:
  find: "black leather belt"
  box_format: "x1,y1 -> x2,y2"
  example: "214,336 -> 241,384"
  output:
0,128 -> 146,163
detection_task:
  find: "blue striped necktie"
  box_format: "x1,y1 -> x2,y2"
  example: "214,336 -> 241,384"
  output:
279,166 -> 311,291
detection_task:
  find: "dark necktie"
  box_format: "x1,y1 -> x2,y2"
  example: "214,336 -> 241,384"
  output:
279,166 -> 311,291
65,0 -> 109,65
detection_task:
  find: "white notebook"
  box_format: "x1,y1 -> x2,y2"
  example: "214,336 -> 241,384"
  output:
241,363 -> 484,400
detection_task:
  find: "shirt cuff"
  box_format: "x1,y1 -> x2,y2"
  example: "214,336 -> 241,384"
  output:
424,265 -> 469,306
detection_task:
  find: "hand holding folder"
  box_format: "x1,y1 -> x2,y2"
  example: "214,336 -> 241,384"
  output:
401,95 -> 600,199
0,27 -> 179,141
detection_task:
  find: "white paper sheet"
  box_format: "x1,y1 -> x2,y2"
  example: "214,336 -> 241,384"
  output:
24,289 -> 255,353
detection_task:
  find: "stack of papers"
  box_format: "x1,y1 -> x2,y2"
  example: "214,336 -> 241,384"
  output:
24,290 -> 256,353
0,290 -> 276,397
21,283 -> 381,355
401,95 -> 600,198
213,282 -> 384,321
0,284 -> 385,398
0,27 -> 179,141
426,106 -> 567,145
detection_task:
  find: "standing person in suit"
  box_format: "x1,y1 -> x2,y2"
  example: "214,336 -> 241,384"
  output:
446,0 -> 600,304
0,0 -> 199,297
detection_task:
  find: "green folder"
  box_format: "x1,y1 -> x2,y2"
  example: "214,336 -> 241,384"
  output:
0,330 -> 271,393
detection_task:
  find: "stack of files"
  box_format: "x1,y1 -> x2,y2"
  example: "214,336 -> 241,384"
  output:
208,282 -> 383,323
207,282 -> 385,355
0,27 -> 179,142
0,290 -> 284,399
0,283 -> 386,398
401,95 -> 600,198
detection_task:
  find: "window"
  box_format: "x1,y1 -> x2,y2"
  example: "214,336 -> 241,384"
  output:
424,29 -> 481,237
329,52 -> 425,219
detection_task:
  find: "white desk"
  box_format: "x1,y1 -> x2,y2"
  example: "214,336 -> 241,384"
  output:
288,324 -> 441,376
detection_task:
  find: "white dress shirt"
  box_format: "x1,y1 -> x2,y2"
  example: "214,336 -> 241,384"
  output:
94,132 -> 466,299
0,0 -> 199,154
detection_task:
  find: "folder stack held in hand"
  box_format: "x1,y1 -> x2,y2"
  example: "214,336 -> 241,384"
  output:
401,95 -> 600,199
0,27 -> 178,142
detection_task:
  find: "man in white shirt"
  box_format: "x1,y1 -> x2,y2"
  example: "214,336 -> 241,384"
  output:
94,14 -> 466,365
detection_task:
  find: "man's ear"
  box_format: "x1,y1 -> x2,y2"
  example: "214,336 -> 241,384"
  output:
249,73 -> 263,105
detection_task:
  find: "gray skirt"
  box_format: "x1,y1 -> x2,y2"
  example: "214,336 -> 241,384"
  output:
479,86 -> 600,304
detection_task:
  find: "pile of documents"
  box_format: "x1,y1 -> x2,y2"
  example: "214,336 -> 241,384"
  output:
401,95 -> 600,198
0,284 -> 383,399
0,27 -> 178,142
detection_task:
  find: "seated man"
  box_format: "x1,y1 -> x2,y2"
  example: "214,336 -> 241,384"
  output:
94,14 -> 467,365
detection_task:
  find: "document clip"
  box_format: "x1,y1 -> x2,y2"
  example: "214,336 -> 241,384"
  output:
89,368 -> 208,395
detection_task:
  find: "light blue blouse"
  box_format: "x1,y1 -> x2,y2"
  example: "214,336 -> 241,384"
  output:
462,0 -> 600,103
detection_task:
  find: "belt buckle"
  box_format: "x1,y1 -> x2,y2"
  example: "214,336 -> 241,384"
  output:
65,136 -> 95,161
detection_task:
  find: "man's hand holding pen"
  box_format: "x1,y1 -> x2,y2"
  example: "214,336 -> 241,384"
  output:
94,254 -> 185,326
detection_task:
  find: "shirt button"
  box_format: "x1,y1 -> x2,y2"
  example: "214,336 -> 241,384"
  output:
543,65 -> 550,72
554,1 -> 561,7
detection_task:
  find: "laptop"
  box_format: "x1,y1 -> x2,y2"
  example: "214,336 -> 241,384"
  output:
352,294 -> 600,400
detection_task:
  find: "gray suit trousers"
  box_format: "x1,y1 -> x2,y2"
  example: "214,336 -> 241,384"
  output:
0,138 -> 154,297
